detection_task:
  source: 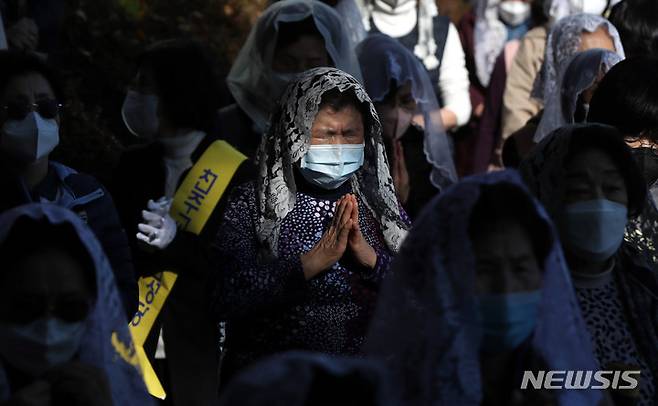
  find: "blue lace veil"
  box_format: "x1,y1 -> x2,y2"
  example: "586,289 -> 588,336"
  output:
365,170 -> 601,405
219,351 -> 395,406
0,204 -> 152,406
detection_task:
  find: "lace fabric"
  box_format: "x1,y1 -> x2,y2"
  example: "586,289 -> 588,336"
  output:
255,67 -> 408,258
356,34 -> 457,191
364,170 -> 601,405
474,0 -> 511,87
531,13 -> 624,103
227,0 -> 363,134
534,48 -> 622,142
520,124 -> 658,268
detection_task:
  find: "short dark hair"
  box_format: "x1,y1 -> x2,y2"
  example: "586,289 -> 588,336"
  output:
588,57 -> 658,143
0,51 -> 65,101
530,0 -> 549,27
0,217 -> 96,296
319,88 -> 363,112
468,182 -> 553,265
565,124 -> 647,217
609,0 -> 658,58
138,39 -> 220,133
318,88 -> 369,130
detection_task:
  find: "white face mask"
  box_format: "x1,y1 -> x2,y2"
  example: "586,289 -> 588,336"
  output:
299,143 -> 365,189
569,0 -> 608,15
121,90 -> 159,138
1,111 -> 59,162
499,1 -> 531,27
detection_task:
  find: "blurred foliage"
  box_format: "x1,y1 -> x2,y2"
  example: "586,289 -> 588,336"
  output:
50,0 -> 268,183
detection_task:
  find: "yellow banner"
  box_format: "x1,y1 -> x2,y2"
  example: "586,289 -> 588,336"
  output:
129,140 -> 246,399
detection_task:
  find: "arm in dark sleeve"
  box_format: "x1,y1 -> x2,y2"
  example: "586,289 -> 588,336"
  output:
86,187 -> 139,319
134,159 -> 258,278
208,184 -> 307,321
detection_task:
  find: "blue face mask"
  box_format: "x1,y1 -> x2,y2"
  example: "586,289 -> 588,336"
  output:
0,318 -> 86,377
478,291 -> 541,354
299,143 -> 365,190
560,199 -> 628,262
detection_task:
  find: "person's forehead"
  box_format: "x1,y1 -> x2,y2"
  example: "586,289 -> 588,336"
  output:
2,72 -> 55,100
566,148 -> 620,173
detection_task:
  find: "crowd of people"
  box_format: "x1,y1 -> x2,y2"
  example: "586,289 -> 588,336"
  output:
0,0 -> 657,405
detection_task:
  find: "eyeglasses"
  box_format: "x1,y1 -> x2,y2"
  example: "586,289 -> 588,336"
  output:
2,99 -> 63,121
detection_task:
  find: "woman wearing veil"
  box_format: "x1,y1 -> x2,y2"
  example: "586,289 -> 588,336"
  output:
520,124 -> 657,405
219,0 -> 363,160
211,68 -> 409,382
502,0 -> 616,139
366,170 -> 605,405
588,57 -> 658,268
503,13 -> 625,164
0,204 -> 151,406
533,48 -> 623,142
357,33 -> 457,218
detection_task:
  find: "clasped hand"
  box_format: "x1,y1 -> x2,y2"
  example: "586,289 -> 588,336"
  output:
300,194 -> 377,280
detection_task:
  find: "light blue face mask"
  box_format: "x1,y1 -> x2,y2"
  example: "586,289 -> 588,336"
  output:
478,291 -> 541,354
0,317 -> 86,377
299,143 -> 365,190
560,199 -> 628,262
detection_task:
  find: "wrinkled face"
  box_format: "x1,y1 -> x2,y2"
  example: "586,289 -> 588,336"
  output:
310,104 -> 365,145
375,81 -> 416,141
579,26 -> 615,53
0,249 -> 93,325
0,73 -> 60,127
563,148 -> 628,206
272,35 -> 331,74
472,221 -> 542,295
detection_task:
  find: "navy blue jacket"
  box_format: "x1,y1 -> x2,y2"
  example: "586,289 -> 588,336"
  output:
0,161 -> 138,319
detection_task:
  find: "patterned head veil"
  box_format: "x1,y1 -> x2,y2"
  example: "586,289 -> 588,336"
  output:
256,67 -> 408,257
534,48 -> 622,142
532,13 -> 624,103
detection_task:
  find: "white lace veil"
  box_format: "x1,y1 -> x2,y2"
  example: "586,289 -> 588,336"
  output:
474,0 -> 509,87
227,0 -> 363,134
534,48 -> 623,142
531,13 -> 624,103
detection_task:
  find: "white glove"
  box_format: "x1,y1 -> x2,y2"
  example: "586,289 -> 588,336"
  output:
146,197 -> 173,218
137,197 -> 176,250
